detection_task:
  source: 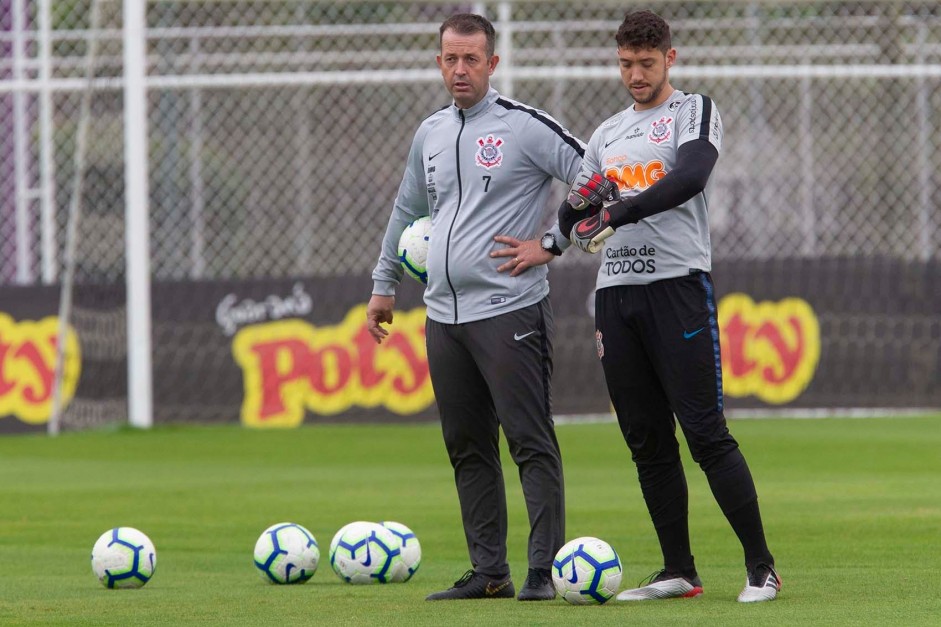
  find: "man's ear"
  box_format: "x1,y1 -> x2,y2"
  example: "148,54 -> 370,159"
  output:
665,48 -> 676,69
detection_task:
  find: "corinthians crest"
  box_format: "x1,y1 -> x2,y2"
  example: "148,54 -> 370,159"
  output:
647,116 -> 673,145
475,135 -> 504,169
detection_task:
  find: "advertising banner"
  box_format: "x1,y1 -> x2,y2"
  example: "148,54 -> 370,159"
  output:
1,258 -> 938,432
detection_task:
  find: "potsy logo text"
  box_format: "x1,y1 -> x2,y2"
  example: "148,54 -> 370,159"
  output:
0,314 -> 81,424
718,294 -> 820,404
232,305 -> 432,427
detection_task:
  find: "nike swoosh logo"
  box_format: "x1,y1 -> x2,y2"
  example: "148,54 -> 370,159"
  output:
683,327 -> 705,339
568,556 -> 579,583
428,150 -> 444,161
604,137 -> 622,148
361,539 -> 372,567
514,331 -> 535,341
576,216 -> 599,235
485,580 -> 512,596
575,210 -> 608,236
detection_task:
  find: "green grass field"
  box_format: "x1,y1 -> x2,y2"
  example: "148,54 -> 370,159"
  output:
1,416 -> 939,626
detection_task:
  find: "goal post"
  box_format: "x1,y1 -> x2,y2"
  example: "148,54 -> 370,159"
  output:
49,0 -> 105,436
123,0 -> 153,430
49,0 -> 153,434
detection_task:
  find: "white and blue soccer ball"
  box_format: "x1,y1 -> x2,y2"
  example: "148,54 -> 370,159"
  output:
552,536 -> 622,604
397,216 -> 431,285
329,521 -> 402,584
380,521 -> 421,582
90,527 -> 157,589
253,522 -> 320,584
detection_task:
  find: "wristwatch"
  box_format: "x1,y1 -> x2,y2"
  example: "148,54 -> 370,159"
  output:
540,232 -> 563,256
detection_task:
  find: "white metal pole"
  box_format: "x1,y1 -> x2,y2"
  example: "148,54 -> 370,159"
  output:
124,0 -> 154,429
39,0 -> 56,283
915,23 -> 931,262
12,0 -> 31,284
799,75 -> 816,256
496,1 -> 513,98
188,86 -> 205,278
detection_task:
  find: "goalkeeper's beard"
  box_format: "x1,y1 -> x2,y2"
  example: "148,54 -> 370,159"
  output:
630,80 -> 666,106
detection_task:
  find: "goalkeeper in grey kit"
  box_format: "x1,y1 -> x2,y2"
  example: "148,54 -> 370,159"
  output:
366,13 -> 584,601
559,10 -> 781,603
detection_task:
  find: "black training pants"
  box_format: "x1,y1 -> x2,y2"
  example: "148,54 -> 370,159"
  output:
425,297 -> 564,576
596,273 -> 767,572
595,273 -> 739,466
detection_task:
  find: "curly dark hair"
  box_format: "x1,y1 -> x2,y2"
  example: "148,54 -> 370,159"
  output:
439,13 -> 496,58
615,10 -> 671,53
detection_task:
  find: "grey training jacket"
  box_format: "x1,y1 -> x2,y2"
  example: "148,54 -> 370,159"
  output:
372,88 -> 584,324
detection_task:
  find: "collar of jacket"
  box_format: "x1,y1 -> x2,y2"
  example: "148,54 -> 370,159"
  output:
450,87 -> 500,121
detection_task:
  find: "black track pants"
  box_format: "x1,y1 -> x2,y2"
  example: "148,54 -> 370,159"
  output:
426,297 -> 564,575
596,273 -> 772,570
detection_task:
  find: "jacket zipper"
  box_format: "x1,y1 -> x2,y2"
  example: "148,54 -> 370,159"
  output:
445,109 -> 465,324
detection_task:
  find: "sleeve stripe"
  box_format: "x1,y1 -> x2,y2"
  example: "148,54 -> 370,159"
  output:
496,97 -> 585,157
699,96 -> 713,141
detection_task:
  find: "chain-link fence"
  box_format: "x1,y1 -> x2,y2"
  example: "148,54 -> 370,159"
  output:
2,0 -> 939,285
1,1 -> 939,429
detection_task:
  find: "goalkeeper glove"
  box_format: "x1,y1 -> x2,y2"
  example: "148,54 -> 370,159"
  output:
567,172 -> 619,211
559,198 -> 600,240
559,172 -> 619,239
571,200 -> 638,254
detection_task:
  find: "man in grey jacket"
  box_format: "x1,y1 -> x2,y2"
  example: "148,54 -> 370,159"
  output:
366,13 -> 584,601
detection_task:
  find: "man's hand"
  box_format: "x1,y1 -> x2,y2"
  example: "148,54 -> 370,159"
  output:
366,294 -> 395,344
571,207 -> 617,254
567,172 -> 619,211
559,199 -> 601,240
571,191 -> 639,253
491,236 -> 553,276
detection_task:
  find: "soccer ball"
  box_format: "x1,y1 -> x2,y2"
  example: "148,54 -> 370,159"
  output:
380,521 -> 421,582
552,536 -> 622,604
329,521 -> 402,584
253,522 -> 320,584
397,216 -> 431,284
90,527 -> 157,589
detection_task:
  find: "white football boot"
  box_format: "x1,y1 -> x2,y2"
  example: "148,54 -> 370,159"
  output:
616,569 -> 704,601
737,563 -> 781,603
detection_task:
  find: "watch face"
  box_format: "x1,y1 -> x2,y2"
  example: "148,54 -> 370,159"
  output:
541,234 -> 555,250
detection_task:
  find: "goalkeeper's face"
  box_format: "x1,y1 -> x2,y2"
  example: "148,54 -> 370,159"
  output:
437,30 -> 500,109
617,46 -> 676,111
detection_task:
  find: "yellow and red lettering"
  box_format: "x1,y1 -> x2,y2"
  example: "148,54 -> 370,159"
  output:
232,305 -> 432,428
718,294 -> 820,404
0,313 -> 81,424
605,160 -> 666,192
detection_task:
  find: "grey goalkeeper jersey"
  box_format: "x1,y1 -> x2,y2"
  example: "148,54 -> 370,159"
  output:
372,88 -> 584,324
578,89 -> 722,288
